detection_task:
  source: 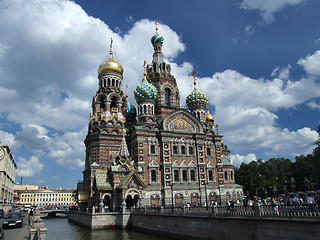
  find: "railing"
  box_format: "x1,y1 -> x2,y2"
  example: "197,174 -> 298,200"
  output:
132,204 -> 320,218
32,228 -> 41,240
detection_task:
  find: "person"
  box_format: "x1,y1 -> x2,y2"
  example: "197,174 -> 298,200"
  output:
28,208 -> 34,226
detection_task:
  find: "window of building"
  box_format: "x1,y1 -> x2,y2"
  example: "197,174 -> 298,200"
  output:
174,170 -> 179,181
231,171 -> 233,180
209,170 -> 214,181
189,146 -> 193,155
181,146 -> 185,155
190,170 -> 195,181
165,88 -> 171,106
224,171 -> 228,180
150,145 -> 155,154
173,145 -> 177,154
206,147 -> 211,156
182,170 -> 187,181
111,97 -> 117,109
151,170 -> 157,182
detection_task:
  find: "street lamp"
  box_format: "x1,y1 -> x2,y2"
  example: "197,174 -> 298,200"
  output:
171,182 -> 174,213
204,180 -> 208,210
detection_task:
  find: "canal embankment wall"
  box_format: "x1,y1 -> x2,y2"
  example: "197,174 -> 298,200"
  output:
68,210 -> 320,239
129,213 -> 320,240
68,211 -> 131,229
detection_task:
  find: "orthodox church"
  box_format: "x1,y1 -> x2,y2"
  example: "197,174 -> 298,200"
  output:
77,22 -> 243,209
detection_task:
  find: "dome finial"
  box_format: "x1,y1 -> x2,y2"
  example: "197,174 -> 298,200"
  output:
109,38 -> 113,59
192,70 -> 197,89
155,19 -> 159,33
126,84 -> 128,99
143,60 -> 147,80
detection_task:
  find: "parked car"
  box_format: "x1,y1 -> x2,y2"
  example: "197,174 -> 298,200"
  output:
0,227 -> 3,240
0,210 -> 4,219
2,212 -> 23,229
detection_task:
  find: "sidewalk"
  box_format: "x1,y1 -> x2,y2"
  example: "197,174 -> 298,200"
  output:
16,224 -> 30,240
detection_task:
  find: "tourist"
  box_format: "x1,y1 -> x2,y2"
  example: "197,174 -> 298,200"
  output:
28,208 -> 34,226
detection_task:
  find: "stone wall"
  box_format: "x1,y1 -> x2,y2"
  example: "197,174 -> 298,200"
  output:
68,211 -> 131,229
130,213 -> 320,240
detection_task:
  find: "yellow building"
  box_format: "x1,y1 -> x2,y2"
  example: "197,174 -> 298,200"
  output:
15,185 -> 76,208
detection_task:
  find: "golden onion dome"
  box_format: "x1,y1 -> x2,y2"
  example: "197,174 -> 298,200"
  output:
206,111 -> 214,124
98,57 -> 123,75
98,38 -> 123,76
206,106 -> 214,124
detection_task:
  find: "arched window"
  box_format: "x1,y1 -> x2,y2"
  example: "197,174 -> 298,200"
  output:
144,105 -> 147,114
165,88 -> 171,106
108,78 -> 110,86
224,171 -> 228,180
100,98 -> 105,111
231,171 -> 233,180
111,97 -> 117,109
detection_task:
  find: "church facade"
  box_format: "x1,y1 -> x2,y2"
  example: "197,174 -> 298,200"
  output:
77,23 -> 243,210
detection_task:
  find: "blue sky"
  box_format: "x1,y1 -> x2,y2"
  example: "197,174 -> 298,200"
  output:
0,0 -> 319,189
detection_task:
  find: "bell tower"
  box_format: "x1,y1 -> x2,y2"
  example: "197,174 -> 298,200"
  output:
147,20 -> 180,120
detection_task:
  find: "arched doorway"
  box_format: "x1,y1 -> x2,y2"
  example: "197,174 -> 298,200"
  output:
209,192 -> 217,203
133,194 -> 139,207
190,192 -> 199,207
104,195 -> 111,209
126,195 -> 133,209
174,193 -> 183,207
150,194 -> 160,207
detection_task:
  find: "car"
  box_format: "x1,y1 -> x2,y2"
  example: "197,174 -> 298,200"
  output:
2,213 -> 23,229
0,227 -> 3,240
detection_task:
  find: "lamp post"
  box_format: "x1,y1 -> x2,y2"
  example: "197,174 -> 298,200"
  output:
171,182 -> 174,213
218,186 -> 221,205
204,180 -> 208,210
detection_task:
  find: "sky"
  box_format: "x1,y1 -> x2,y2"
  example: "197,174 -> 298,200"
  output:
0,0 -> 319,189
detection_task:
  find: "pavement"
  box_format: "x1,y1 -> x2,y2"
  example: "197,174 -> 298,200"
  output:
16,223 -> 30,240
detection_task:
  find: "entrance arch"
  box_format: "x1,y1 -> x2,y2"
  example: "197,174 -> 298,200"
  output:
125,189 -> 141,209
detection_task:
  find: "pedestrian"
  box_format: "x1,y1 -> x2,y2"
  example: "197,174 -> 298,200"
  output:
28,208 -> 34,226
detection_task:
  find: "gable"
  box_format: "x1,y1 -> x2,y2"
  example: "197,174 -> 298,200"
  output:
117,170 -> 146,189
162,109 -> 203,133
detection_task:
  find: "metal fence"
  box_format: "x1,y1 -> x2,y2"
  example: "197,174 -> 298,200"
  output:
132,204 -> 320,218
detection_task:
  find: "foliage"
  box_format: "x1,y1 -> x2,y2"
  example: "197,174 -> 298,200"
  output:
235,125 -> 320,197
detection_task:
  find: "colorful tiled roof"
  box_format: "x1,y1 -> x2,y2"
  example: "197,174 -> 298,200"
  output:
95,173 -> 112,190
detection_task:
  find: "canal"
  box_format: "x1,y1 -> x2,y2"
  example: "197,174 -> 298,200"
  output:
42,217 -> 168,240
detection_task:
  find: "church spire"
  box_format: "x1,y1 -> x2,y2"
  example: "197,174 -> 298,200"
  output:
119,128 -> 130,159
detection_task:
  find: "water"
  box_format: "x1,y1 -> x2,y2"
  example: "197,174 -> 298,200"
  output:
42,217 -> 168,240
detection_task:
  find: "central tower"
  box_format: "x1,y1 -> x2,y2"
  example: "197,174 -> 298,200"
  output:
147,20 -> 180,119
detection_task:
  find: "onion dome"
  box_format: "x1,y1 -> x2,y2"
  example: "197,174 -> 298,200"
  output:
134,78 -> 158,101
134,61 -> 158,101
151,33 -> 164,44
98,38 -> 123,75
127,102 -> 137,119
186,71 -> 208,109
206,107 -> 214,124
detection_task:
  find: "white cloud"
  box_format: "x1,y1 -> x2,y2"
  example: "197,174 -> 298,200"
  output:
298,50 -> 320,76
16,156 -> 44,177
16,124 -> 52,152
47,129 -> 86,169
0,130 -> 20,152
307,100 -> 320,110
240,0 -> 306,23
230,153 -> 258,167
244,25 -> 255,35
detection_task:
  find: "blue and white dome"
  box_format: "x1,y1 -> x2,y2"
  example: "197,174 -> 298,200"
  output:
151,33 -> 164,44
134,79 -> 158,101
